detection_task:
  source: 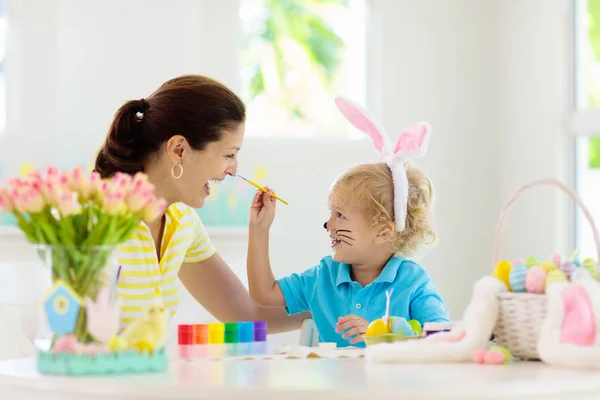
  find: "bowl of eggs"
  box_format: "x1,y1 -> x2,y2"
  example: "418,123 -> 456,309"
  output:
363,316 -> 422,346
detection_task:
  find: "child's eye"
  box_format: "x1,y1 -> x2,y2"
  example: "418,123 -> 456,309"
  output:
337,212 -> 344,219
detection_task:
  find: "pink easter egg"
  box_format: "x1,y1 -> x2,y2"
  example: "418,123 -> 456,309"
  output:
53,335 -> 77,353
484,350 -> 508,365
472,349 -> 486,364
512,259 -> 525,265
525,266 -> 547,294
551,253 -> 562,267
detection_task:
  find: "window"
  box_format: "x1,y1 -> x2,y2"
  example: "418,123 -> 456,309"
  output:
573,0 -> 600,257
239,0 -> 367,137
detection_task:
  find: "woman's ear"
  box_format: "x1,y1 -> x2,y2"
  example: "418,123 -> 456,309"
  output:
165,135 -> 187,163
375,221 -> 395,244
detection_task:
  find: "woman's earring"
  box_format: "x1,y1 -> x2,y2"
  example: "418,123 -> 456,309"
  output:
171,163 -> 183,179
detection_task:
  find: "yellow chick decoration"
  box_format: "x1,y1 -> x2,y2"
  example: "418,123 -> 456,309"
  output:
119,303 -> 168,354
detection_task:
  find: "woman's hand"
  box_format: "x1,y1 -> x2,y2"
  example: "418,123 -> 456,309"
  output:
249,187 -> 277,232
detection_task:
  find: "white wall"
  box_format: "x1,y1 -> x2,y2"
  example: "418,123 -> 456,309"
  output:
0,0 -> 575,351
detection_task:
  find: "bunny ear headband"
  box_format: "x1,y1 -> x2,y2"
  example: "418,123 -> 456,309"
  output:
334,96 -> 431,232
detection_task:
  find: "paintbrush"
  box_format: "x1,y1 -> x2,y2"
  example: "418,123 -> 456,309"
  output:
237,174 -> 289,205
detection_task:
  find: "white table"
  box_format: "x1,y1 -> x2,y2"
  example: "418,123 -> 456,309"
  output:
1,357 -> 600,399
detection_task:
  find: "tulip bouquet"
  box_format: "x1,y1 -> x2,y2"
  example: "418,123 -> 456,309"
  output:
0,166 -> 166,343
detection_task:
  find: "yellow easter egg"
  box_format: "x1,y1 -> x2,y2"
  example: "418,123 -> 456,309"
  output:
546,269 -> 568,288
540,261 -> 558,273
366,318 -> 389,337
493,260 -> 512,288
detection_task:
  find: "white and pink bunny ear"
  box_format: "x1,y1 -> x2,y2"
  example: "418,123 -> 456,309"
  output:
334,96 -> 432,233
392,122 -> 431,160
334,96 -> 391,156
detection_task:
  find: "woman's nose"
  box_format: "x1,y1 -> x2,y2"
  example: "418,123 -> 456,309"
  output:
323,222 -> 328,230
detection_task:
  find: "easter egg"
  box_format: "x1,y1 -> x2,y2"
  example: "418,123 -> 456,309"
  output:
389,317 -> 414,336
493,260 -> 512,289
525,266 -> 546,294
574,258 -> 581,267
560,261 -> 576,278
546,269 -> 568,288
486,345 -> 512,364
512,258 -> 525,265
408,320 -> 422,337
509,264 -> 527,292
366,318 -> 389,337
582,258 -> 598,279
525,257 -> 539,268
550,253 -> 562,267
540,260 -> 558,273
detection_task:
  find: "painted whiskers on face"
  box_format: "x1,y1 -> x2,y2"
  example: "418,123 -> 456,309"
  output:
335,229 -> 355,246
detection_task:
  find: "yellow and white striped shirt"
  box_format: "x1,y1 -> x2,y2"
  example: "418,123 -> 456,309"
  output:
116,202 -> 215,328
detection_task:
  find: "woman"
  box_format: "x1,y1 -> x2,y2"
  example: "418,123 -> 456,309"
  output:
94,74 -> 307,333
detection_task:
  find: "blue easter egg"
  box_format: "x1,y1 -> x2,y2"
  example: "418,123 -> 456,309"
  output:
574,258 -> 581,267
389,316 -> 414,336
509,263 -> 527,292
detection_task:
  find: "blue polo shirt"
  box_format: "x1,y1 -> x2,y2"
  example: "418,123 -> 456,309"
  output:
277,255 -> 450,348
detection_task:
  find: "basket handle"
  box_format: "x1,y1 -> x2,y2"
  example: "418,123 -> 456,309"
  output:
492,178 -> 600,276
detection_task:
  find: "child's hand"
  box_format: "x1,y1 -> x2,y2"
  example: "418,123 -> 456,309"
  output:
249,187 -> 277,232
336,314 -> 369,344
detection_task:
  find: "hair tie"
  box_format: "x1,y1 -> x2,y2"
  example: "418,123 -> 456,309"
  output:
334,96 -> 431,232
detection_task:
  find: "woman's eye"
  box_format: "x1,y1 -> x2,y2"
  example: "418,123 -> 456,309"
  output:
225,154 -> 235,159
337,212 -> 344,218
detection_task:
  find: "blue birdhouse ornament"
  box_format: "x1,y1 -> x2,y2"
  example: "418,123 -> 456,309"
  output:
42,280 -> 82,335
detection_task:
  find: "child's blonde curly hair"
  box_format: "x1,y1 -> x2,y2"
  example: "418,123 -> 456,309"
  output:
328,162 -> 436,257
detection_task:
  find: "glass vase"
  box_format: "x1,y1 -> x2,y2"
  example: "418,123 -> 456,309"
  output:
32,244 -> 120,351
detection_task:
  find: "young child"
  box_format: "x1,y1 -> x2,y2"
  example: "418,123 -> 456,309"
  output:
247,97 -> 450,348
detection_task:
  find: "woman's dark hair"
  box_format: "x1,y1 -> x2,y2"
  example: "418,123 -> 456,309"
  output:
94,74 -> 246,178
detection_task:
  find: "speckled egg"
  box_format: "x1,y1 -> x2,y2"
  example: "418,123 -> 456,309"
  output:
509,263 -> 527,292
388,317 -> 414,336
525,266 -> 546,294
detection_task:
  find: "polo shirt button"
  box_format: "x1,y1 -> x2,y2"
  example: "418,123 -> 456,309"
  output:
355,303 -> 362,309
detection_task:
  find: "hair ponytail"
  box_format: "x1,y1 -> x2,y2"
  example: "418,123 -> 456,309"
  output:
94,99 -> 146,178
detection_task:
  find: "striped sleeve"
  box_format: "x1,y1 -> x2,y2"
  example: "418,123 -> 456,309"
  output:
184,211 -> 216,263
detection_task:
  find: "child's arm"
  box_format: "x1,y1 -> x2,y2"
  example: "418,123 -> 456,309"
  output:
247,188 -> 286,307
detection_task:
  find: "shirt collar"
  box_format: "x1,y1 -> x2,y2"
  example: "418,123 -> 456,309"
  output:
335,256 -> 405,287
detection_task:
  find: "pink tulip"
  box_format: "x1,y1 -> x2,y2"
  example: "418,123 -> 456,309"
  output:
0,187 -> 14,213
142,197 -> 167,222
57,192 -> 80,216
104,191 -> 125,215
11,188 -> 26,212
23,188 -> 45,213
89,171 -> 103,197
70,165 -> 92,200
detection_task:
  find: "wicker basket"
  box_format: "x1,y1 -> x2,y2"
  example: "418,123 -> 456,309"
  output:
490,178 -> 600,360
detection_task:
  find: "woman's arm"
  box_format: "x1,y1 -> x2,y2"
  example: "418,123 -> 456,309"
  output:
178,252 -> 310,334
